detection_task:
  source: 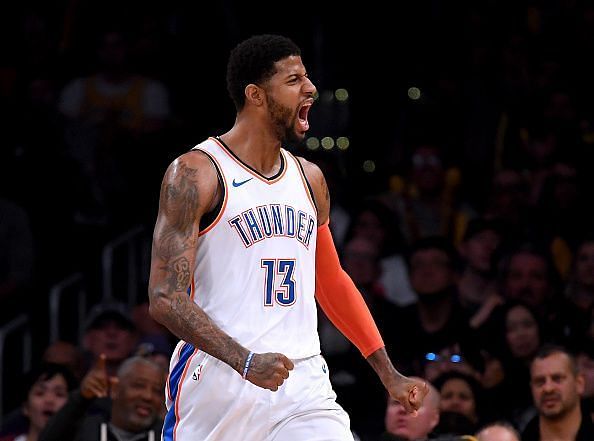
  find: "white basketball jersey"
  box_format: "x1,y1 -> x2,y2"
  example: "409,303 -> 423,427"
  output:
190,137 -> 320,359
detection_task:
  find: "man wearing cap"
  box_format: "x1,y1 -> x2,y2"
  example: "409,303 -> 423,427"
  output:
83,302 -> 138,376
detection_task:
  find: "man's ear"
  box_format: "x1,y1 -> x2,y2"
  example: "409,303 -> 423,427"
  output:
577,372 -> 586,396
245,84 -> 264,106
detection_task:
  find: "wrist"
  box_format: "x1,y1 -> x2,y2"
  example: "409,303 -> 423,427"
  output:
242,351 -> 255,380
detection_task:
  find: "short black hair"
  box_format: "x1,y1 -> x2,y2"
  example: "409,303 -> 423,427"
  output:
497,241 -> 561,294
226,34 -> 301,111
21,362 -> 78,403
407,235 -> 462,272
433,371 -> 484,421
532,343 -> 578,375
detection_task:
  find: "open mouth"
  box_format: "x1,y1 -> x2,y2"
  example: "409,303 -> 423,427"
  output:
42,409 -> 56,419
297,100 -> 313,132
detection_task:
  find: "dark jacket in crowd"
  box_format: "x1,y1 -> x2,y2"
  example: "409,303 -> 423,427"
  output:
39,390 -> 162,441
521,404 -> 594,441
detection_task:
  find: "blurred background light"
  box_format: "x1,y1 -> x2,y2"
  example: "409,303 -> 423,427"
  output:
407,86 -> 421,100
336,136 -> 350,150
306,137 -> 320,150
321,136 -> 335,150
362,160 -> 376,173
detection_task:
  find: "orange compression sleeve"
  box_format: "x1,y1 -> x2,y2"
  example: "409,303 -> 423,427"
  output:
315,222 -> 384,358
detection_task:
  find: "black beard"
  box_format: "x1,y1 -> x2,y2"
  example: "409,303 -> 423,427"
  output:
266,95 -> 300,144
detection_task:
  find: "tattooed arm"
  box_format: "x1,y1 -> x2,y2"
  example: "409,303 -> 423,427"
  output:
148,151 -> 293,391
298,157 -> 428,412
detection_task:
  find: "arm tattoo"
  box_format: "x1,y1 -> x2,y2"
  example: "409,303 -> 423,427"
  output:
168,293 -> 247,372
156,162 -> 200,261
151,160 -> 247,372
162,256 -> 191,293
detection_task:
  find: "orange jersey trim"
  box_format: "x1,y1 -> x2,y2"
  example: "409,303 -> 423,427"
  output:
286,151 -> 317,214
193,148 -> 228,237
173,348 -> 199,441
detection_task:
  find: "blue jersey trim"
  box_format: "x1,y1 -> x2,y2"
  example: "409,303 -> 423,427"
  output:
163,343 -> 196,440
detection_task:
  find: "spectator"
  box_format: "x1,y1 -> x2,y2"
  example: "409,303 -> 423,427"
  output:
566,237 -> 594,313
39,355 -> 165,441
483,169 -> 530,240
522,344 -> 594,440
0,363 -> 77,441
500,244 -> 556,311
57,28 -> 171,227
42,341 -> 85,381
575,339 -> 594,421
391,237 -> 481,378
456,218 -> 504,328
421,342 -> 483,387
498,243 -> 587,346
434,372 -> 482,431
475,421 -> 520,441
58,29 -> 170,135
381,378 -> 440,440
82,302 -> 138,377
346,199 -> 415,306
392,144 -> 472,245
535,162 -> 585,274
486,301 -> 543,428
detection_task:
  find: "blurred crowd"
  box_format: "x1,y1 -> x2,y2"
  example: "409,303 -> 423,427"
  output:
2,1 -> 594,440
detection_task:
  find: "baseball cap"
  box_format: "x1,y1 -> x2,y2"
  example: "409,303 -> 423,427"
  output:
84,302 -> 136,332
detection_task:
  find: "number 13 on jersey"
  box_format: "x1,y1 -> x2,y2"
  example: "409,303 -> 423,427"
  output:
261,259 -> 297,306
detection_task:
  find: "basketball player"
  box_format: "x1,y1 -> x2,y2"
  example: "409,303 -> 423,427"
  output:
148,34 -> 427,441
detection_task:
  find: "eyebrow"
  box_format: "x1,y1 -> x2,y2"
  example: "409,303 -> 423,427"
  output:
285,72 -> 308,81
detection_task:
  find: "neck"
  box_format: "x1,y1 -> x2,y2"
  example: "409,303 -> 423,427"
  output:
539,405 -> 582,441
458,269 -> 490,306
418,292 -> 453,333
110,410 -> 129,433
27,426 -> 40,441
220,118 -> 283,176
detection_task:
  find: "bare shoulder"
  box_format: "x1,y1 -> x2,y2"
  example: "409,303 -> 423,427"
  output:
160,149 -> 220,217
167,149 -> 217,176
294,156 -> 330,225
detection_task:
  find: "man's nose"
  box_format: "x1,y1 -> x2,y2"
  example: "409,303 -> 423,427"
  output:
542,378 -> 556,392
303,77 -> 316,96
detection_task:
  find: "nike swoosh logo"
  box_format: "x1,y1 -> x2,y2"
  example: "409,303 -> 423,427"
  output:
232,177 -> 253,187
